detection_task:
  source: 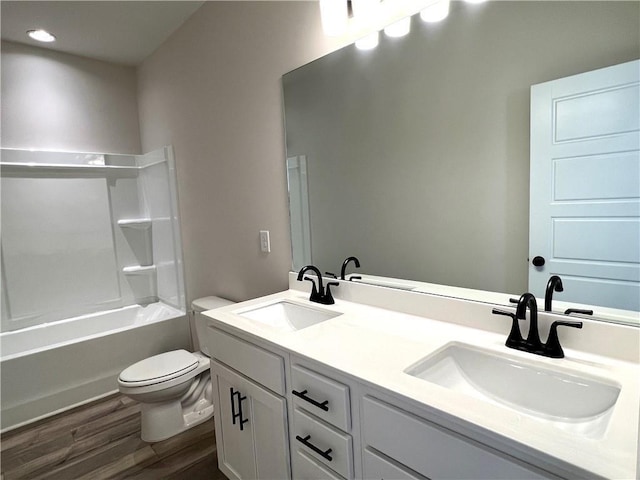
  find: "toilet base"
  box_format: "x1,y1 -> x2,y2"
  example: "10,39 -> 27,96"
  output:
137,368 -> 215,443
140,400 -> 213,442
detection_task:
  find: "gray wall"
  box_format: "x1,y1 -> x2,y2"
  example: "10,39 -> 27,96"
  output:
284,1 -> 640,293
136,1 -> 352,303
1,41 -> 141,154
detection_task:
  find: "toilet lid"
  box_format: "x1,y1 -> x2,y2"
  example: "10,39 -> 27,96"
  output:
118,349 -> 199,386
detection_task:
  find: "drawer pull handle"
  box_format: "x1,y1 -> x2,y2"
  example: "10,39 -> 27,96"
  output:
296,434 -> 333,462
292,389 -> 329,412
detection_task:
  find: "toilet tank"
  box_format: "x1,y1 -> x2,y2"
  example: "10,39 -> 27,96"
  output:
191,296 -> 235,356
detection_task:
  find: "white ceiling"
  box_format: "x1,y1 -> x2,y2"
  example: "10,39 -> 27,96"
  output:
1,1 -> 205,66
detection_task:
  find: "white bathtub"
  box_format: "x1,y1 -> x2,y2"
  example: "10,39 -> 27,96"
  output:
0,302 -> 191,432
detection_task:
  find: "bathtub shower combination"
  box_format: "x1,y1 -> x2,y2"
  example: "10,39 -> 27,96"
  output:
0,147 -> 190,432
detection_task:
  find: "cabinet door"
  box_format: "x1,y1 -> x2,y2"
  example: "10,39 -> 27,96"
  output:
216,374 -> 257,480
212,360 -> 291,480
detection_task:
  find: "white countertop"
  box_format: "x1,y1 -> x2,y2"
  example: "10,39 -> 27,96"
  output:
204,287 -> 639,480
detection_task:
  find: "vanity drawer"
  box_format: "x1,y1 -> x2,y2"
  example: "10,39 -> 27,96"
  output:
293,408 -> 354,479
363,448 -> 426,480
362,396 -> 553,480
292,449 -> 346,480
291,364 -> 351,431
207,326 -> 285,395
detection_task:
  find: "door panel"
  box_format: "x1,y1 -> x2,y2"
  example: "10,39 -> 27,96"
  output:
529,60 -> 640,311
553,152 -> 639,201
554,83 -> 639,141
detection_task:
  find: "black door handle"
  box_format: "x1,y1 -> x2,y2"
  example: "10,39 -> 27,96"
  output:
230,387 -> 249,431
295,434 -> 333,461
292,389 -> 329,412
230,388 -> 238,424
532,256 -> 545,267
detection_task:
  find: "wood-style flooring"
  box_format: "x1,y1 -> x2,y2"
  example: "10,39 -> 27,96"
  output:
0,393 -> 227,479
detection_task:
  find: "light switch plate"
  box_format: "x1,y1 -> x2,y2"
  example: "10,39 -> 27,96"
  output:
260,230 -> 271,253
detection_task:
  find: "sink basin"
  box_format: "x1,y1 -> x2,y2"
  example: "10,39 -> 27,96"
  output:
237,301 -> 341,332
405,343 -> 620,422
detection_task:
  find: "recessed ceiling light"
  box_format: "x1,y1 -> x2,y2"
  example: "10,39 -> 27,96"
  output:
27,29 -> 56,43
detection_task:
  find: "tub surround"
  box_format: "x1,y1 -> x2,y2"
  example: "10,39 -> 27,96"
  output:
0,145 -> 188,433
204,275 -> 640,479
0,146 -> 185,331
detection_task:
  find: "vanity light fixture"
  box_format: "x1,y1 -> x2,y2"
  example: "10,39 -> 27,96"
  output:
321,0 -> 481,48
355,32 -> 380,50
420,0 -> 450,23
352,0 -> 380,20
319,0 -> 349,36
384,17 -> 411,38
27,29 -> 56,43
353,0 -> 381,50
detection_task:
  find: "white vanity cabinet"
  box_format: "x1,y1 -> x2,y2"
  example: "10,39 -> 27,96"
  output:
203,289 -> 631,480
207,327 -> 291,480
289,358 -> 358,480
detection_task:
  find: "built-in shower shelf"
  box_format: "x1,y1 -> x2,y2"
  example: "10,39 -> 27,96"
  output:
123,265 -> 156,275
117,218 -> 152,229
0,162 -> 139,177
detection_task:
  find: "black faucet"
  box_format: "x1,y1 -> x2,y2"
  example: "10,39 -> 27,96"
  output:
340,256 -> 361,281
543,320 -> 583,358
493,292 -> 582,358
297,265 -> 339,305
544,275 -> 563,312
516,293 -> 543,352
491,308 -> 524,349
509,275 -> 593,318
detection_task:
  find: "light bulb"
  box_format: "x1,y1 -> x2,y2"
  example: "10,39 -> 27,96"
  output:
384,17 -> 411,38
356,32 -> 379,50
319,0 -> 349,36
27,29 -> 56,43
420,0 -> 450,23
352,0 -> 379,19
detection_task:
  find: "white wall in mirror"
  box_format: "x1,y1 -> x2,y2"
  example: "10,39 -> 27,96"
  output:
283,1 -> 640,323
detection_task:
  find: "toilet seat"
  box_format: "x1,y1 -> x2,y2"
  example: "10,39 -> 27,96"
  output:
118,349 -> 199,387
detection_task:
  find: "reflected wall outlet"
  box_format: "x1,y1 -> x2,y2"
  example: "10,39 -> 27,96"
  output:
259,230 -> 271,253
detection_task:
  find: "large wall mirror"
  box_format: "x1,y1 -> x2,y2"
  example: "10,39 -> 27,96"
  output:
282,1 -> 640,324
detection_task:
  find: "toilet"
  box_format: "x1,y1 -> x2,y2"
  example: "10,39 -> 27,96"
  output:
118,296 -> 234,442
